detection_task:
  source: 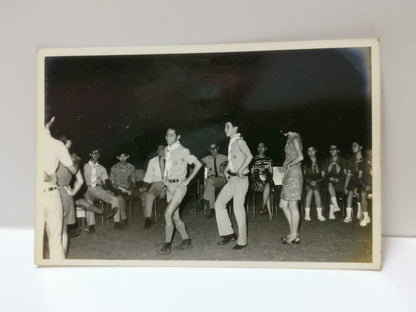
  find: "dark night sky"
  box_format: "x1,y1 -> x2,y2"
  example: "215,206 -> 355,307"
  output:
45,47 -> 372,169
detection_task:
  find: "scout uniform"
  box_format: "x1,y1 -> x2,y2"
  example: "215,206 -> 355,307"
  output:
83,161 -> 120,226
163,141 -> 198,242
215,134 -> 252,246
110,162 -> 136,223
201,153 -> 227,210
41,129 -> 73,259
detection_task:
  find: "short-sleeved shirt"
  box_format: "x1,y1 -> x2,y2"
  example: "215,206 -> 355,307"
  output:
201,154 -> 228,178
144,156 -> 164,184
360,160 -> 372,187
164,142 -> 198,180
346,156 -> 366,186
83,161 -> 108,187
228,136 -> 252,174
110,162 -> 136,190
42,129 -> 73,188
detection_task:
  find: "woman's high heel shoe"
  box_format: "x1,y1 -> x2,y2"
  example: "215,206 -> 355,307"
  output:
282,235 -> 300,245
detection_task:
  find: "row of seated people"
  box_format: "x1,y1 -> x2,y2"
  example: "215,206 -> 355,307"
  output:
246,141 -> 373,227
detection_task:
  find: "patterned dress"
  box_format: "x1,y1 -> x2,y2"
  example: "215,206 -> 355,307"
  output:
281,134 -> 303,201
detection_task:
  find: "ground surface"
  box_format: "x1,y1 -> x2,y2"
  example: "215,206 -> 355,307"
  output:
66,197 -> 372,263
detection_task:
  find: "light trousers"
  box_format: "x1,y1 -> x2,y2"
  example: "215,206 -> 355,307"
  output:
203,176 -> 225,209
215,176 -> 249,246
41,190 -> 65,259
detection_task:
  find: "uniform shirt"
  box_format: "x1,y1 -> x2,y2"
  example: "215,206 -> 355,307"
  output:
323,156 -> 346,180
164,141 -> 198,180
110,162 -> 136,190
228,135 -> 252,174
144,155 -> 164,184
360,159 -> 372,187
201,154 -> 227,178
346,156 -> 365,180
303,159 -> 324,184
42,129 -> 73,188
83,161 -> 108,187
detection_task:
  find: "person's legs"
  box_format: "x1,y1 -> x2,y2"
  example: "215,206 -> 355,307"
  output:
328,183 -> 340,213
262,183 -> 272,219
360,190 -> 371,226
214,180 -> 235,237
314,189 -> 325,221
279,199 -> 292,237
344,190 -> 354,223
44,191 -> 65,259
62,225 -> 68,255
84,188 -> 97,227
113,195 -> 125,223
203,177 -> 216,210
304,187 -> 313,221
164,184 -> 187,243
233,178 -> 249,246
288,200 -> 300,241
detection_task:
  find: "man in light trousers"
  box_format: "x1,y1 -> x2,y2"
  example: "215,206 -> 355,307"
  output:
215,121 -> 253,250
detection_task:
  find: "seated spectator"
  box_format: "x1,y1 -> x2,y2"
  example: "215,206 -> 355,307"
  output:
250,142 -> 273,220
323,144 -> 347,220
303,146 -> 325,221
82,149 -> 119,232
201,143 -> 227,219
358,148 -> 372,226
142,145 -> 166,228
109,151 -> 136,229
343,141 -> 365,223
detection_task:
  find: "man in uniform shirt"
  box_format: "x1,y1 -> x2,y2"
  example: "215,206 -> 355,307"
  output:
215,121 -> 253,250
83,149 -> 119,232
41,116 -> 78,259
201,143 -> 227,218
143,145 -> 166,229
157,128 -> 202,255
110,151 -> 136,229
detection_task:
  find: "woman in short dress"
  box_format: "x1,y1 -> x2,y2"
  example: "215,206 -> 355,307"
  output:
279,130 -> 304,244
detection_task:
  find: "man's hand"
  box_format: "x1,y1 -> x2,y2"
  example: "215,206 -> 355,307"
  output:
237,170 -> 245,179
181,179 -> 190,187
311,181 -> 317,186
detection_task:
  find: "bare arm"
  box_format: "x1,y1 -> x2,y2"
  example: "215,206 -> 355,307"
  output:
344,170 -> 351,194
183,158 -> 202,186
65,170 -> 84,196
288,139 -> 304,167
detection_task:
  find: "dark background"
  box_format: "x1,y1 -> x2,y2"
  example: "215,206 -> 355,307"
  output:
45,47 -> 371,169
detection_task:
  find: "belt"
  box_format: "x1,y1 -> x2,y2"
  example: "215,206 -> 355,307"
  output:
227,170 -> 248,177
43,186 -> 58,193
168,179 -> 180,183
208,175 -> 225,178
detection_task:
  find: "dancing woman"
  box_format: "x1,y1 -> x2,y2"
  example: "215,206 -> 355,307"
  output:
279,129 -> 303,244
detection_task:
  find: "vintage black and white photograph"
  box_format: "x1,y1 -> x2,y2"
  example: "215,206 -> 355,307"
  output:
35,39 -> 381,269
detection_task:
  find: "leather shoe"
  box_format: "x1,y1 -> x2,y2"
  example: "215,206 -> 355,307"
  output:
105,207 -> 118,220
232,244 -> 247,250
157,243 -> 171,255
175,239 -> 192,250
144,218 -> 152,229
217,233 -> 237,245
